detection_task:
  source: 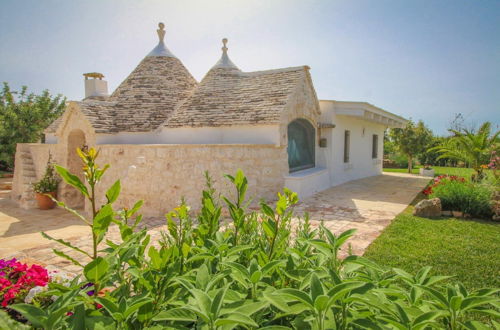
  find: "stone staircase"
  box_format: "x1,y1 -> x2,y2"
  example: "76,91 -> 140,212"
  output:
18,149 -> 38,209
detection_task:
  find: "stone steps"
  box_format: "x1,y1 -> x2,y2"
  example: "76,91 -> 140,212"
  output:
18,149 -> 39,209
23,169 -> 36,177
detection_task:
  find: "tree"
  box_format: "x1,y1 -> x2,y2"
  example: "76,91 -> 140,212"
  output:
390,120 -> 432,173
430,121 -> 499,178
420,136 -> 452,167
0,82 -> 65,168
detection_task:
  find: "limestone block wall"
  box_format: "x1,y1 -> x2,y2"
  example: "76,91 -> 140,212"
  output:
278,70 -> 321,147
90,144 -> 288,217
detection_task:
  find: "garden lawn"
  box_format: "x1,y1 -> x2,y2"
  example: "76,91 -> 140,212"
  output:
364,192 -> 500,291
383,166 -> 475,177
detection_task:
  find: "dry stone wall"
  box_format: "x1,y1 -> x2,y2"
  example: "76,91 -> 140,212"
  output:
92,144 -> 288,217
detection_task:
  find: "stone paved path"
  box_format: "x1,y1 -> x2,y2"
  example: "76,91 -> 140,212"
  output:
0,173 -> 429,272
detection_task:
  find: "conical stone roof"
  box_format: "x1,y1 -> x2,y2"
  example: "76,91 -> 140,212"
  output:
108,23 -> 197,132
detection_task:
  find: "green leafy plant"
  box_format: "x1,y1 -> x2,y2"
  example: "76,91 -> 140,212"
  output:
430,177 -> 493,218
8,150 -> 499,329
32,154 -> 59,194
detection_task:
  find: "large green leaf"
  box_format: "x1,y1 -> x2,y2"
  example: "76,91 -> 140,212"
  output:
250,270 -> 262,284
232,301 -> 269,316
190,289 -> 212,319
412,311 -> 445,327
10,304 -> 46,328
310,273 -> 324,302
84,256 -> 109,282
277,288 -> 313,308
211,287 -> 228,317
52,248 -> 83,267
263,292 -> 291,312
41,231 -> 91,258
54,165 -> 89,197
93,204 -> 114,238
105,180 -> 121,204
153,308 -> 197,322
215,312 -> 258,328
124,297 -> 153,319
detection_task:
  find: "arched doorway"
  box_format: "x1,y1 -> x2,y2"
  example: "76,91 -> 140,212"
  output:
65,129 -> 86,208
287,118 -> 315,173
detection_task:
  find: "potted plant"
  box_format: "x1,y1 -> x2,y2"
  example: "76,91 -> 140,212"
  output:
32,156 -> 60,210
419,164 -> 435,177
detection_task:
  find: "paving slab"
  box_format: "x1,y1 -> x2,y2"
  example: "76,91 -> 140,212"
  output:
293,172 -> 430,256
0,172 -> 430,270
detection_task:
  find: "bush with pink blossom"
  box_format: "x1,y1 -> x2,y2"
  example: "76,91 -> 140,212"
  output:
0,258 -> 49,307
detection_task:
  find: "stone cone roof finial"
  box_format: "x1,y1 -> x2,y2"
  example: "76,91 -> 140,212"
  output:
147,22 -> 176,58
222,38 -> 228,54
157,22 -> 166,43
212,38 -> 239,70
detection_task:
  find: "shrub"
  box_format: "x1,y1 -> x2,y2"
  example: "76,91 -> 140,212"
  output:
32,155 -> 59,194
429,176 -> 493,218
6,148 -> 499,329
390,152 -> 412,168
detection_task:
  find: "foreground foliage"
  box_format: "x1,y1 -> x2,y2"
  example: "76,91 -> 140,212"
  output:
7,148 -> 499,329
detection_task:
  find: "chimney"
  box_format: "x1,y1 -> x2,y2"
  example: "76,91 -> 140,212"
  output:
83,72 -> 108,100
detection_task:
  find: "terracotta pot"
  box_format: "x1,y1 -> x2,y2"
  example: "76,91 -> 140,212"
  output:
35,191 -> 57,210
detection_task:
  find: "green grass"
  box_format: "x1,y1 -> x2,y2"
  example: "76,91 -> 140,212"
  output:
383,166 -> 475,177
364,192 -> 500,291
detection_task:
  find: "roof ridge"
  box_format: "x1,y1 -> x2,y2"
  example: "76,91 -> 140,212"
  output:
242,65 -> 309,76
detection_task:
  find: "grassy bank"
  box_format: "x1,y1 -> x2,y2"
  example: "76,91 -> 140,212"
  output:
383,166 -> 475,177
364,192 -> 500,291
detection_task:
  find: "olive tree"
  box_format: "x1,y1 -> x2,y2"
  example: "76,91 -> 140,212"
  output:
390,120 -> 432,173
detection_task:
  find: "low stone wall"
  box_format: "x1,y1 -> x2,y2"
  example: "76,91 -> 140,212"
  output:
12,143 -> 288,215
94,144 -> 288,216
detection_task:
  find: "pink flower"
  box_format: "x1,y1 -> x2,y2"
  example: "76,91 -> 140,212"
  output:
0,258 -> 49,307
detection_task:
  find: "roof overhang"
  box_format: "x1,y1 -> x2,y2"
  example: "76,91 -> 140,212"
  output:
320,100 -> 408,128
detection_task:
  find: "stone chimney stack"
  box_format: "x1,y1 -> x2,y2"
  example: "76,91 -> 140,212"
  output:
83,72 -> 108,100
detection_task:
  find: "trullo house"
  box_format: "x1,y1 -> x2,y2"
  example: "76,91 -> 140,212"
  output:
11,23 -> 407,216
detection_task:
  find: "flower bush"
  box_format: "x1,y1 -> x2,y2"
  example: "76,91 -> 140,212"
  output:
424,175 -> 494,218
422,174 -> 465,196
32,154 -> 59,194
5,148 -> 499,329
0,259 -> 49,307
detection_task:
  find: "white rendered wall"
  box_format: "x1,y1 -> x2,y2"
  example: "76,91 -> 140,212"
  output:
316,101 -> 386,187
328,116 -> 385,186
95,125 -> 280,145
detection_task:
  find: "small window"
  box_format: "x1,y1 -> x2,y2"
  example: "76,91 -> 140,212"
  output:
372,134 -> 378,159
287,119 -> 315,172
344,130 -> 350,163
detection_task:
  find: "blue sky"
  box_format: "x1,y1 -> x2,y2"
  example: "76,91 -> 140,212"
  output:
1,0 -> 498,134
